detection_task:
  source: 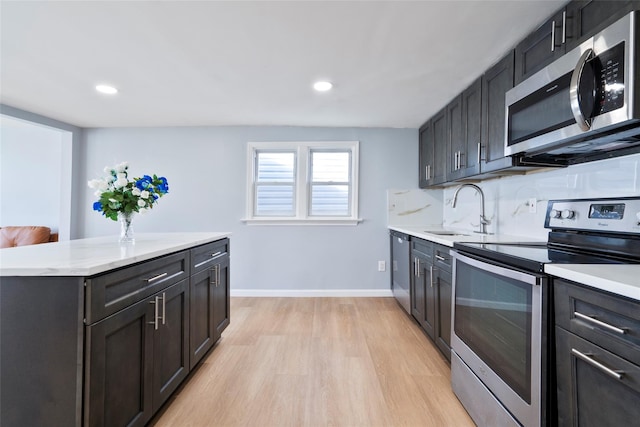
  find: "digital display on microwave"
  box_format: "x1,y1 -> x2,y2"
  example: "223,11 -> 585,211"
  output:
589,203 -> 625,220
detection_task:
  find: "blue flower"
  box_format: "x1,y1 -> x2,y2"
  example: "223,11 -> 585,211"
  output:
135,175 -> 152,190
157,177 -> 169,194
93,201 -> 103,212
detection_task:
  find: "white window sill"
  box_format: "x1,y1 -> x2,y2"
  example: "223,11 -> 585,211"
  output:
242,218 -> 363,226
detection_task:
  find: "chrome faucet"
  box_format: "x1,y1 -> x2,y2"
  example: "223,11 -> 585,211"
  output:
451,183 -> 491,234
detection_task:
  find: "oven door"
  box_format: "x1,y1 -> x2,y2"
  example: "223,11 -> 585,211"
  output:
451,251 -> 546,427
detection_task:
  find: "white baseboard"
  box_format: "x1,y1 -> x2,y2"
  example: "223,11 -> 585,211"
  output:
230,289 -> 393,298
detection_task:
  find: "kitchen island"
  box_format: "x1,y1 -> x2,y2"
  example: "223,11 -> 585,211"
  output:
0,232 -> 231,427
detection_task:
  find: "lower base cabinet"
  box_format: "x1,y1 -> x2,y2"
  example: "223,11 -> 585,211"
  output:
411,238 -> 452,361
554,278 -> 640,426
85,279 -> 190,427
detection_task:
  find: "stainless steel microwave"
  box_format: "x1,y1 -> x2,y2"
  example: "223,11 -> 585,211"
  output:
505,11 -> 640,165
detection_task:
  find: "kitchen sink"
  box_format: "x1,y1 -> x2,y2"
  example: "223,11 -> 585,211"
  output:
423,230 -> 470,236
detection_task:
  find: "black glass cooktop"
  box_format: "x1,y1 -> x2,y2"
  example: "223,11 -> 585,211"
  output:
453,241 -> 628,273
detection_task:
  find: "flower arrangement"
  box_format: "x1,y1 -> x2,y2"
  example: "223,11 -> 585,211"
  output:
88,161 -> 169,221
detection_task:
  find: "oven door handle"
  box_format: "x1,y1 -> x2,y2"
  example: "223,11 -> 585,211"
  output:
451,251 -> 542,286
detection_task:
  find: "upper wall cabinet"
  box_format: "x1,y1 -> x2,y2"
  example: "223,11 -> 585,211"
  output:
419,108 -> 448,187
515,0 -> 640,84
448,78 -> 481,182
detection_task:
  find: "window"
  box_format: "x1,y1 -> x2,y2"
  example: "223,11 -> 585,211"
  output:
246,141 -> 360,225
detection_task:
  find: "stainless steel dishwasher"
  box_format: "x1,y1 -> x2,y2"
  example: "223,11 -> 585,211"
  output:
390,230 -> 411,314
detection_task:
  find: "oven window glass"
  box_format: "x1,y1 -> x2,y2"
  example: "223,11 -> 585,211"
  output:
508,72 -> 575,145
455,260 -> 532,403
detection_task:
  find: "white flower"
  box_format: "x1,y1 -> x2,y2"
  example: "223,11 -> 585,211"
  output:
103,166 -> 111,174
109,198 -> 118,203
138,199 -> 146,207
115,162 -> 128,173
88,179 -> 101,189
139,207 -> 148,214
140,190 -> 150,199
114,177 -> 128,188
94,190 -> 103,197
88,178 -> 109,191
132,187 -> 141,196
116,172 -> 127,180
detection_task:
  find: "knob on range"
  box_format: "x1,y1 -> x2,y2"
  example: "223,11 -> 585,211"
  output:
550,209 -> 575,219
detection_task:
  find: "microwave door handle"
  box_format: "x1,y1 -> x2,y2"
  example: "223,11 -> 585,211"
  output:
570,48 -> 595,132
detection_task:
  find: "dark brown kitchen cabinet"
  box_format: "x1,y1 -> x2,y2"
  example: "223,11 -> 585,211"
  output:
481,51 -> 517,174
515,1 -> 640,84
514,8 -> 567,85
85,278 -> 190,427
189,239 -> 230,369
411,239 -> 434,338
411,238 -> 452,361
418,120 -> 433,188
448,78 -> 482,181
566,1 -> 640,51
432,244 -> 452,361
554,278 -> 640,426
418,108 -> 447,188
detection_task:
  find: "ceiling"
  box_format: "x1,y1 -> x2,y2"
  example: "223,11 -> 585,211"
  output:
0,0 -> 567,129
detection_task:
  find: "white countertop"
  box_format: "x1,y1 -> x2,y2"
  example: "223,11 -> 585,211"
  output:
0,232 -> 231,277
545,264 -> 640,301
388,225 -> 545,247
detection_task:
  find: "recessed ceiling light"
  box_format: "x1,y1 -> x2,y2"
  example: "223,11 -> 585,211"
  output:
313,81 -> 333,92
96,84 -> 118,95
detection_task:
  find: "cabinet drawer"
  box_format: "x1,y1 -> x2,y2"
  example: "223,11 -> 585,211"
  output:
555,279 -> 640,365
412,238 -> 433,260
190,239 -> 229,274
433,244 -> 452,273
85,251 -> 190,324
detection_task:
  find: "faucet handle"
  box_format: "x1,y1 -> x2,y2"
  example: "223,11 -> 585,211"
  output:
480,215 -> 491,225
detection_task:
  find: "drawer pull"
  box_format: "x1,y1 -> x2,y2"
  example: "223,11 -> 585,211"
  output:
435,255 -> 446,262
149,296 -> 160,330
571,348 -> 624,380
145,272 -> 168,283
574,311 -> 626,335
194,251 -> 223,268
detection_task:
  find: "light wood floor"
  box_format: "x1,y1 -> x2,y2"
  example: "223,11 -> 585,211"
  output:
151,297 -> 475,427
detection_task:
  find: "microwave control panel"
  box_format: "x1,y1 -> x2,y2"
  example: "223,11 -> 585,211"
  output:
594,42 -> 625,116
545,197 -> 640,233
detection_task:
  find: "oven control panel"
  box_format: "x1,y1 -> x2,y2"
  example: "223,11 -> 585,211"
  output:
545,197 -> 640,234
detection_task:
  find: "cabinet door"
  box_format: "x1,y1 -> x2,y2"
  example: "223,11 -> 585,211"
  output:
422,258 -> 437,341
447,95 -> 463,181
152,279 -> 190,411
418,121 -> 433,188
556,327 -> 640,426
85,298 -> 154,427
566,1 -> 639,50
481,51 -> 516,174
212,255 -> 231,337
189,268 -> 215,369
431,107 -> 448,185
514,9 -> 567,84
434,267 -> 452,361
411,254 -> 426,329
449,78 -> 482,181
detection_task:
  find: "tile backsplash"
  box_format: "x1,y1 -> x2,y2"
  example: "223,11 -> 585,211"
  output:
390,153 -> 640,239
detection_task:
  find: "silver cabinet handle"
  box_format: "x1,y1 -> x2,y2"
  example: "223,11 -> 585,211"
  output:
161,292 -> 166,325
149,296 -> 160,330
551,20 -> 556,52
194,251 -> 223,268
458,151 -> 463,169
429,265 -> 434,288
216,264 -> 220,287
571,348 -> 624,380
574,311 -> 626,335
145,272 -> 167,283
561,11 -> 566,44
435,255 -> 446,262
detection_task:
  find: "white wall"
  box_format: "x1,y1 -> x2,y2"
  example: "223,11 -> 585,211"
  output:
0,115 -> 70,236
440,153 -> 640,239
80,126 -> 417,295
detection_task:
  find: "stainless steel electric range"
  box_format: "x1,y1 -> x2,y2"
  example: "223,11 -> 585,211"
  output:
450,197 -> 640,427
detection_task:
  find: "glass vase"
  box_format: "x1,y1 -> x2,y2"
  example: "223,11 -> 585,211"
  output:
118,212 -> 135,244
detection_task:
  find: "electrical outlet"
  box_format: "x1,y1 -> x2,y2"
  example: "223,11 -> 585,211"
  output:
528,198 -> 537,213
378,261 -> 386,272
